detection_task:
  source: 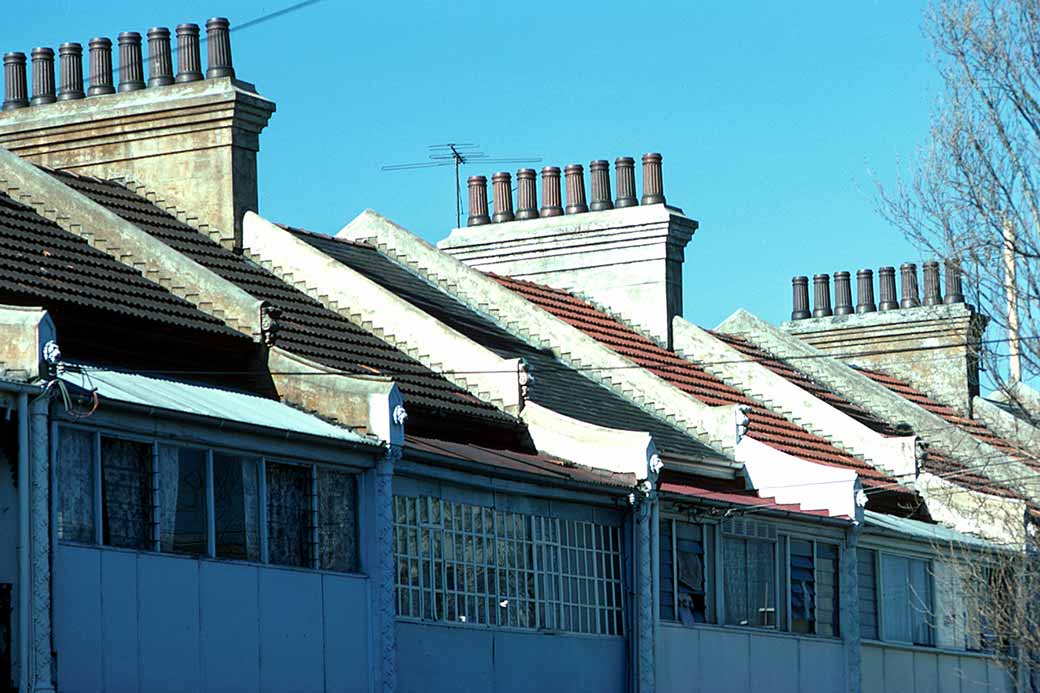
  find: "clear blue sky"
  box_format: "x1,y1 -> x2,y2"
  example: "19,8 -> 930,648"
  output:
5,0 -> 937,329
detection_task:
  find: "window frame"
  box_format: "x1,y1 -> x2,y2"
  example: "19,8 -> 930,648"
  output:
859,546 -> 936,647
54,422 -> 363,576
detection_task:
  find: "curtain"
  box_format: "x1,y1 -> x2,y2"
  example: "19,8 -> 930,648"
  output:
159,448 -> 207,555
266,462 -> 311,567
56,427 -> 95,543
317,467 -> 358,572
100,437 -> 151,549
214,454 -> 260,561
158,445 -> 179,552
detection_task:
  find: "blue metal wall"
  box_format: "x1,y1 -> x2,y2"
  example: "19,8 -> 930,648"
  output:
53,544 -> 372,693
861,643 -> 1012,693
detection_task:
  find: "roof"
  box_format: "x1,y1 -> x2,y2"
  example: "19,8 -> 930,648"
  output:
659,470 -> 844,519
49,171 -> 518,434
0,191 -> 236,337
288,227 -> 721,463
491,274 -> 908,493
863,509 -> 995,550
62,366 -> 377,447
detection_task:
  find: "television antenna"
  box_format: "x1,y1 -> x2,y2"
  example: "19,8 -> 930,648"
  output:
382,144 -> 542,227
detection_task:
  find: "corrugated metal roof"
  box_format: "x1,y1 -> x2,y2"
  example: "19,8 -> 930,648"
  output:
61,367 -> 378,447
863,510 -> 994,549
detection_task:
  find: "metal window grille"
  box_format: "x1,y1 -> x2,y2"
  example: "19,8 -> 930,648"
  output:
393,495 -> 623,636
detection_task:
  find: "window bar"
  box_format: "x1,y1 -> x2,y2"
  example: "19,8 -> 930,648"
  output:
592,523 -> 601,635
258,458 -> 269,564
784,536 -> 792,633
205,449 -> 216,558
670,520 -> 678,623
150,443 -> 161,551
874,551 -> 884,640
530,515 -> 540,630
439,499 -> 448,624
451,503 -> 459,623
417,498 -> 426,621
556,518 -> 565,631
811,541 -> 819,636
309,464 -> 319,570
92,431 -> 102,545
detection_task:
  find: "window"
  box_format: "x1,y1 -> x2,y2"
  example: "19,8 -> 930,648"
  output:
789,539 -> 839,637
55,426 -> 358,574
858,548 -> 879,640
722,531 -> 776,628
858,548 -> 934,646
660,519 -> 712,626
392,495 -> 624,636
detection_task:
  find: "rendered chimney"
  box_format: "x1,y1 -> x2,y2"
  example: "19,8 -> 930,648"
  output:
175,24 -> 203,82
833,271 -> 853,315
87,38 -> 115,95
878,267 -> 898,311
791,276 -> 811,320
899,262 -> 920,309
515,168 -> 538,220
614,156 -> 637,208
205,17 -> 235,79
0,18 -> 275,250
589,160 -> 613,211
944,259 -> 965,304
147,28 -> 174,87
856,269 -> 876,313
564,164 -> 588,214
467,176 -> 490,226
57,43 -> 84,101
922,261 -> 942,306
492,172 -> 514,223
117,33 -> 145,92
30,48 -> 56,106
540,166 -> 563,217
812,274 -> 833,318
641,152 -> 665,205
3,52 -> 29,111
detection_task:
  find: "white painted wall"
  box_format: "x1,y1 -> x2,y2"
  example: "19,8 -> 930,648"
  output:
861,643 -> 1011,693
53,545 -> 372,693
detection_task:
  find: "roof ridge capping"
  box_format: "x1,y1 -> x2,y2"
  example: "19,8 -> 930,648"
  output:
717,308 -> 1040,502
0,147 -> 265,339
334,210 -> 749,457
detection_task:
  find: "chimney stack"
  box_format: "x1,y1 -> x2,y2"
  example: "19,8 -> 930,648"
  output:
57,43 -> 84,101
878,267 -> 898,311
899,262 -> 920,309
515,168 -> 538,220
147,28 -> 174,87
833,271 -> 853,315
589,160 -> 613,211
944,259 -> 965,304
614,156 -> 638,208
205,17 -> 235,79
467,176 -> 490,226
641,152 -> 665,205
3,52 -> 29,110
856,269 -> 876,313
491,172 -> 514,223
30,48 -> 55,106
564,164 -> 588,214
87,38 -> 115,95
175,24 -> 203,82
791,276 -> 811,320
812,274 -> 833,317
922,261 -> 942,306
117,32 -> 145,92
540,166 -> 563,217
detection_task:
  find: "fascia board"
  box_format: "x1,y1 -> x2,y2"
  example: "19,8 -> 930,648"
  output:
245,212 -> 523,412
717,308 -> 1040,501
0,145 -> 263,338
336,209 -> 737,455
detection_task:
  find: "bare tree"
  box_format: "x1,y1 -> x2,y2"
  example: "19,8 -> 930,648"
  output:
875,0 -> 1040,413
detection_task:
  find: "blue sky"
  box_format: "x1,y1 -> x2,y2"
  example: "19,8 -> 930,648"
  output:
5,0 -> 937,328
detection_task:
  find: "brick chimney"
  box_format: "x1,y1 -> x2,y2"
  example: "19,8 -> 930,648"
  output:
0,17 -> 275,249
783,260 -> 987,415
437,153 -> 697,348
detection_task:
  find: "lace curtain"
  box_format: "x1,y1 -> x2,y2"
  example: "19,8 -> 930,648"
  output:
266,462 -> 311,567
318,468 -> 357,572
56,428 -> 94,543
159,447 -> 207,555
100,437 -> 151,550
214,454 -> 260,561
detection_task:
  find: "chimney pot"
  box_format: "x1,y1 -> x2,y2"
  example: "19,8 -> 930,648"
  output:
146,27 -> 175,87
205,17 -> 235,79
540,166 -> 563,217
175,24 -> 203,83
589,160 -> 613,211
57,43 -> 84,101
117,32 -> 145,92
87,37 -> 115,95
922,261 -> 942,306
514,168 -> 539,220
855,269 -> 877,313
30,47 -> 56,106
944,258 -> 965,304
614,157 -> 638,208
3,52 -> 29,110
467,175 -> 490,226
812,273 -> 833,317
833,271 -> 853,315
791,276 -> 811,320
899,262 -> 921,308
491,171 -> 514,223
641,152 -> 665,205
564,164 -> 588,214
878,266 -> 898,310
